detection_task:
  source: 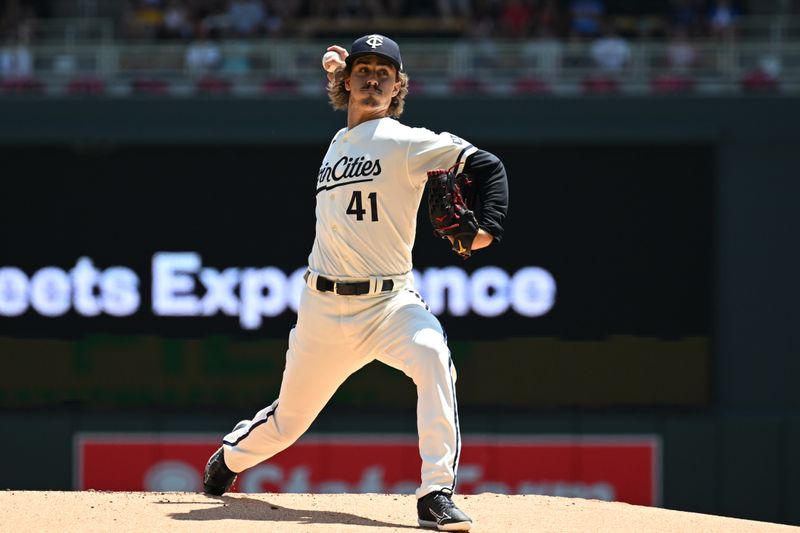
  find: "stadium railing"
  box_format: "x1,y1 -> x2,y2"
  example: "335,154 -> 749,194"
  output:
1,36 -> 797,96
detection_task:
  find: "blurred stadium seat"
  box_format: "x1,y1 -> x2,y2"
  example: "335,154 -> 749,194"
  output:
407,79 -> 427,95
196,76 -> 232,95
0,77 -> 44,95
740,69 -> 780,93
513,77 -> 552,95
130,78 -> 170,95
449,78 -> 487,94
260,78 -> 300,94
66,77 -> 106,95
650,74 -> 696,94
581,76 -> 620,94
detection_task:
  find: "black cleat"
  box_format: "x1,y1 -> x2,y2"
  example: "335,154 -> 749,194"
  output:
203,447 -> 237,496
203,420 -> 249,496
417,490 -> 472,531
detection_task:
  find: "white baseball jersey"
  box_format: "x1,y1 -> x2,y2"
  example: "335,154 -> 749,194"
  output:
309,117 -> 477,278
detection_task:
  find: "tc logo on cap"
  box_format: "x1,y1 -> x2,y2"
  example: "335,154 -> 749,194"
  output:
347,34 -> 403,71
365,34 -> 384,49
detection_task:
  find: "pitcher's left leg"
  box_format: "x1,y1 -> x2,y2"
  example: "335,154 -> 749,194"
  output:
374,297 -> 461,499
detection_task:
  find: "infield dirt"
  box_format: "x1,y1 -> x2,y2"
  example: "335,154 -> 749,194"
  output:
1,491 -> 798,532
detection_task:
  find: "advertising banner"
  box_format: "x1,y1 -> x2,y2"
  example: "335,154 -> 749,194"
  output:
76,433 -> 660,506
2,144 -> 710,341
2,144 -> 712,407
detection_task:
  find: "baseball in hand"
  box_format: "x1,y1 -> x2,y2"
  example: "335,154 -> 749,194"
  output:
322,51 -> 342,73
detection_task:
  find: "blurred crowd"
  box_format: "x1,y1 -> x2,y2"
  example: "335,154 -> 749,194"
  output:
1,0 -> 780,94
1,0 -> 745,44
118,0 -> 745,41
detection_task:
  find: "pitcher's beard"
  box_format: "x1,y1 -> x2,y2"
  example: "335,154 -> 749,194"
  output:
360,94 -> 381,107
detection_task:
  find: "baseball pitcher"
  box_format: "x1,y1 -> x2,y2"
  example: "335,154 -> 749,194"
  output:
203,34 -> 509,531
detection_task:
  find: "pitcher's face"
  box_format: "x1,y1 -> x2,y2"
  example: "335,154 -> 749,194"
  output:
346,55 -> 400,114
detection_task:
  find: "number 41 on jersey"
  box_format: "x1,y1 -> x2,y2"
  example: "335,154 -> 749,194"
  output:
346,191 -> 379,221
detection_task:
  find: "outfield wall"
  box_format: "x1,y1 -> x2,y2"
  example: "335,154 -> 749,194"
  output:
0,95 -> 798,524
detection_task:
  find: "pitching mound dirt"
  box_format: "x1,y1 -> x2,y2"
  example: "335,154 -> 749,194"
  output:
1,492 -> 798,533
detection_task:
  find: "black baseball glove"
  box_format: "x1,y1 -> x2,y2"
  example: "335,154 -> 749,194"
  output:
427,167 -> 479,259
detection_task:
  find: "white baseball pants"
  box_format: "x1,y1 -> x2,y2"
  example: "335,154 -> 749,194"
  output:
222,272 -> 461,499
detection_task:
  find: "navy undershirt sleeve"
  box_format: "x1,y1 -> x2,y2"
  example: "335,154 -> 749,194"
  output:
463,149 -> 509,243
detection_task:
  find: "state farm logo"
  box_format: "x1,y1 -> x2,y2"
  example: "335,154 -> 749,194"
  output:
144,461 -> 202,491
239,464 -> 412,494
237,463 -> 615,500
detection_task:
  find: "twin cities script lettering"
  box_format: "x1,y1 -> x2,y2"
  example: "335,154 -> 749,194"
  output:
317,155 -> 382,193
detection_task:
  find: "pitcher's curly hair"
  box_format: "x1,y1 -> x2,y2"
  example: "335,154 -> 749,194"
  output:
327,64 -> 410,118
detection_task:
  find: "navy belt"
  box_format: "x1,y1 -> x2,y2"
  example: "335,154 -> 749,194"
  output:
304,271 -> 394,296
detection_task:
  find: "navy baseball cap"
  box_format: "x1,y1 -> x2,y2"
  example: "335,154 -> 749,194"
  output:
346,34 -> 403,72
